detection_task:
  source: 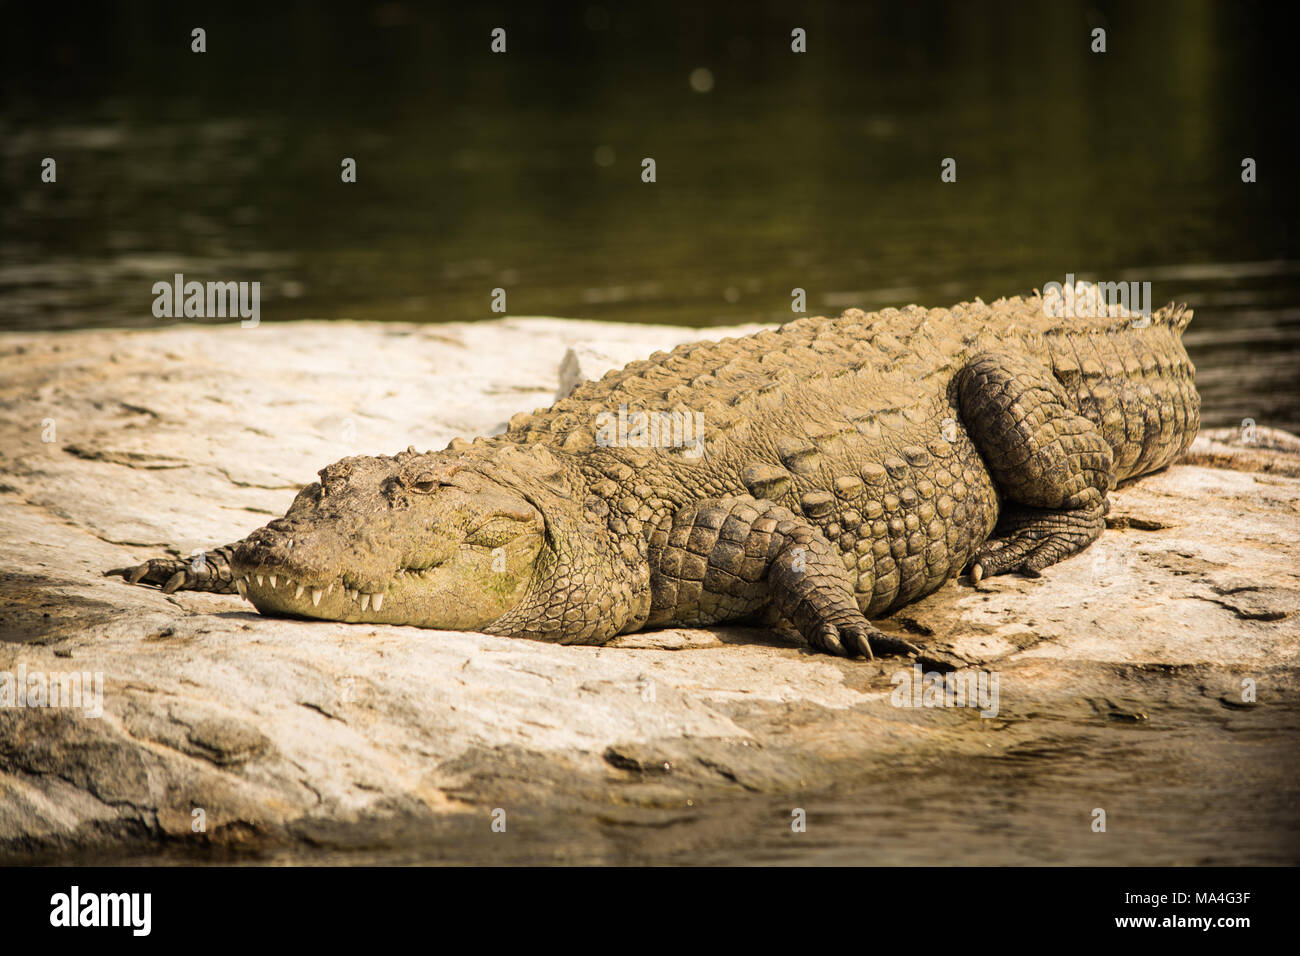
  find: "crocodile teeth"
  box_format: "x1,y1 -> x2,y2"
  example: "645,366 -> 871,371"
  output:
360,593 -> 371,612
311,588 -> 323,607
327,582 -> 334,594
235,578 -> 247,598
256,574 -> 264,586
295,584 -> 305,599
269,574 -> 277,589
371,593 -> 383,611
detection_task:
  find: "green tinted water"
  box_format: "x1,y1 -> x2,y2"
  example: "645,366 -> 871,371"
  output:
2,2 -> 1296,428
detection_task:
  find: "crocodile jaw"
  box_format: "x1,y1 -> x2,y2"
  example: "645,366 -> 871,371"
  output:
235,557 -> 539,629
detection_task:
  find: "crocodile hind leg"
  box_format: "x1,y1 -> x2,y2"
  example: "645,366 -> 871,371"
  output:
645,495 -> 926,660
106,542 -> 243,595
958,353 -> 1115,579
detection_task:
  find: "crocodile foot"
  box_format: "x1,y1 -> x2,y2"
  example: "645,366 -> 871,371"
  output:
969,502 -> 1108,581
106,544 -> 241,595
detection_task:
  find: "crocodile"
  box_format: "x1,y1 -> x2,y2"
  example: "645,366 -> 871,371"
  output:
110,289 -> 1200,663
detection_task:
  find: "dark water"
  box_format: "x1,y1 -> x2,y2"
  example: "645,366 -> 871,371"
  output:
2,1 -> 1297,429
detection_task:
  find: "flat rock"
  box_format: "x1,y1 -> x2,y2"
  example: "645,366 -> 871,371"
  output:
1,318 -> 1297,863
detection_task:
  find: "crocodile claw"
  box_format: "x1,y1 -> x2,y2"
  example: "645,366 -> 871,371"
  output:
811,623 -> 851,657
107,556 -> 193,592
822,623 -> 967,673
813,622 -> 964,671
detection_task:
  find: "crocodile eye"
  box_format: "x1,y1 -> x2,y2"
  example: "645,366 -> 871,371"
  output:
411,472 -> 439,494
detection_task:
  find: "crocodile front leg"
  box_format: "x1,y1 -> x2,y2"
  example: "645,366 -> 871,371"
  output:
959,353 -> 1114,580
106,542 -> 243,595
646,495 -> 926,660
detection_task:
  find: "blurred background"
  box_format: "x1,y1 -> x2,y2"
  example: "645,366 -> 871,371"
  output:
1,0 -> 1296,429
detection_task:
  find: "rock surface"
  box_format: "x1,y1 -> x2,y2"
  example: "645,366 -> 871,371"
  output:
1,317 -> 1297,864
